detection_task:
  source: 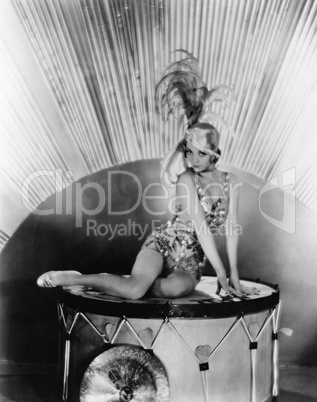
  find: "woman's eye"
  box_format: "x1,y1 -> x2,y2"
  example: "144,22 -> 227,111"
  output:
199,152 -> 207,157
185,149 -> 192,155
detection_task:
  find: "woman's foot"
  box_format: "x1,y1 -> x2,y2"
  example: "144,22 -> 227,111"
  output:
37,270 -> 82,287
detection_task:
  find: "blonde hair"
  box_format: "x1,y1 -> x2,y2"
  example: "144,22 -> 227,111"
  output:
161,123 -> 221,187
185,122 -> 220,156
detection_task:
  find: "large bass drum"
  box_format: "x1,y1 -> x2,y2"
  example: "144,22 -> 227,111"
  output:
55,276 -> 280,402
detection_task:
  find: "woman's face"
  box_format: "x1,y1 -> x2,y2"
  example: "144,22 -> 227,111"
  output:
185,142 -> 212,172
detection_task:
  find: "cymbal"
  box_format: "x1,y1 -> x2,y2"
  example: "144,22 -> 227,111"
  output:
80,345 -> 169,402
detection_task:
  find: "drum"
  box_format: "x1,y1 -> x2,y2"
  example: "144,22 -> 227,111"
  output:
55,276 -> 280,402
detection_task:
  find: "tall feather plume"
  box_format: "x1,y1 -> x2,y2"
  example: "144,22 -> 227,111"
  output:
155,50 -> 235,134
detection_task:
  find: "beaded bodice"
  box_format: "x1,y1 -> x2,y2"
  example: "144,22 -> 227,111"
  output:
141,171 -> 230,282
195,172 -> 230,227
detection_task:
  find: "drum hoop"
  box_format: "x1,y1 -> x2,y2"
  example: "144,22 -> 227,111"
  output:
49,277 -> 280,319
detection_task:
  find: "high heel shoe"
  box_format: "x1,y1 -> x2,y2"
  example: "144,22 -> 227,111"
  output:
37,271 -> 58,287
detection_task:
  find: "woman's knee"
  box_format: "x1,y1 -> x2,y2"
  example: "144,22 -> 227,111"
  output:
163,271 -> 196,298
127,248 -> 163,299
124,280 -> 148,299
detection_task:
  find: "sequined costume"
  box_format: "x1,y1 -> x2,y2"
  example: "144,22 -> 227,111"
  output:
142,172 -> 230,282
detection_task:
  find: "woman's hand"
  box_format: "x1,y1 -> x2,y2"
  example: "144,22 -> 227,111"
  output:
228,272 -> 244,293
229,273 -> 260,296
216,274 -> 243,298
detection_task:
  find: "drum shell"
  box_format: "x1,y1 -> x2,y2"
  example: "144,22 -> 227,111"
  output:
62,307 -> 274,402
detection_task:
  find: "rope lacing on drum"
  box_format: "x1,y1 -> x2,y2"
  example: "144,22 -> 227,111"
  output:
57,303 -> 112,401
109,316 -> 128,343
240,308 -> 277,402
57,303 -> 109,343
57,303 -> 78,401
110,316 -> 149,350
151,318 -> 168,349
272,301 -> 281,397
159,316 -> 242,402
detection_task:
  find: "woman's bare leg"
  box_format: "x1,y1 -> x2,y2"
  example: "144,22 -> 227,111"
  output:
149,270 -> 197,298
37,249 -> 163,299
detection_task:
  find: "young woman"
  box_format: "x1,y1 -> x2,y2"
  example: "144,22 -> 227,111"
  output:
37,53 -> 246,299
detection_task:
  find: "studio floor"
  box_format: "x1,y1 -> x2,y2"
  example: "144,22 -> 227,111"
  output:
0,363 -> 316,401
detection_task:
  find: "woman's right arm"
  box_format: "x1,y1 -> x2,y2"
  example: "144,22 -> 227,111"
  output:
176,173 -> 238,296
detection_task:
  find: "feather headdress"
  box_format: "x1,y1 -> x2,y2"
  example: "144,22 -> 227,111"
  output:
157,50 -> 235,187
155,50 -> 235,134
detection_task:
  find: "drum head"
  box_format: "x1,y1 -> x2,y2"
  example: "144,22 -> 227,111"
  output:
80,345 -> 169,402
56,276 -> 279,318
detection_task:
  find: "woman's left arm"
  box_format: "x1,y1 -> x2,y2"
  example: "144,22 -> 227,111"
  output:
225,175 -> 243,292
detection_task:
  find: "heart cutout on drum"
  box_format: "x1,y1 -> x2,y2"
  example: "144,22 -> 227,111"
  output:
104,322 -> 117,341
138,328 -> 154,349
248,321 -> 260,339
195,345 -> 212,362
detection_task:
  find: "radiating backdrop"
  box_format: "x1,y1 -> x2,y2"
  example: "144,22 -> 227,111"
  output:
1,0 -> 317,249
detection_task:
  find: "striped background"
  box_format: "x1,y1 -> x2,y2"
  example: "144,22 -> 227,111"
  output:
1,0 -> 317,247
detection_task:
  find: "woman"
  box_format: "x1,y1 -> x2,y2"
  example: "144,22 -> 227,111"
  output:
37,52 -> 245,299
